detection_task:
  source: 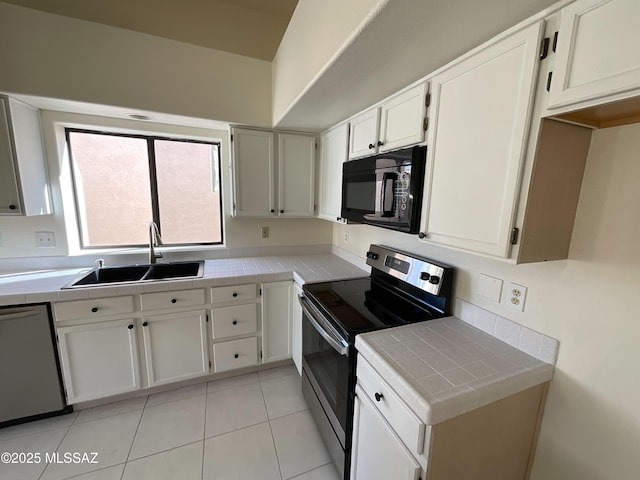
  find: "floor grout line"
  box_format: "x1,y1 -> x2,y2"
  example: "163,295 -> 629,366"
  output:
258,378 -> 285,480
120,395 -> 149,479
36,422 -> 72,480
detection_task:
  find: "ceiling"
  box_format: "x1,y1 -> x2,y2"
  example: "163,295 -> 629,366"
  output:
2,0 -> 298,60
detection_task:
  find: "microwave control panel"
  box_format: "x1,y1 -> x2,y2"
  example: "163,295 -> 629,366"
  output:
395,171 -> 411,218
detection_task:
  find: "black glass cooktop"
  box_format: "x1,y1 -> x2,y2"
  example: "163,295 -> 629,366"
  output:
303,277 -> 441,341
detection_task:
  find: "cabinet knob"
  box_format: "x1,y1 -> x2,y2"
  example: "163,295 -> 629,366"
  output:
368,143 -> 375,149
377,141 -> 384,147
9,204 -> 16,210
280,209 -> 284,214
418,232 -> 426,239
374,392 -> 384,402
232,320 -> 238,325
142,321 -> 148,327
270,209 -> 275,213
127,324 -> 134,330
232,292 -> 238,298
91,307 -> 99,313
171,298 -> 177,304
234,353 -> 239,359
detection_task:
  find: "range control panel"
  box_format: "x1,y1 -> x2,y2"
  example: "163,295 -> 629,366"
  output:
366,244 -> 451,296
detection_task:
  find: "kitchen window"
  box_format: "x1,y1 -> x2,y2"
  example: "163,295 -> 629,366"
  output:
66,128 -> 223,248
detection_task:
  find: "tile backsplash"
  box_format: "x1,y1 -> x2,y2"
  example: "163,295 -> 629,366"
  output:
454,298 -> 559,365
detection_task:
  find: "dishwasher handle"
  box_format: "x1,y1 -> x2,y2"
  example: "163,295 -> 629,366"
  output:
0,308 -> 42,322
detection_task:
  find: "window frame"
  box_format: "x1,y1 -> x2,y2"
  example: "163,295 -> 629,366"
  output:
65,127 -> 224,250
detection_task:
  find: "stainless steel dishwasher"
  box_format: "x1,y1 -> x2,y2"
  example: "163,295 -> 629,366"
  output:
0,303 -> 70,427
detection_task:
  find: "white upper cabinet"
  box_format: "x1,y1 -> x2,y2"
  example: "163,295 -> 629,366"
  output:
231,128 -> 275,217
278,133 -> 316,217
378,82 -> 428,153
231,127 -> 315,218
348,107 -> 380,159
348,82 -> 428,160
549,0 -> 640,109
318,123 -> 349,222
0,95 -> 51,216
419,22 -> 543,258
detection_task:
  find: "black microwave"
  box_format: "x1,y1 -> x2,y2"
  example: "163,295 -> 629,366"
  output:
341,145 -> 426,233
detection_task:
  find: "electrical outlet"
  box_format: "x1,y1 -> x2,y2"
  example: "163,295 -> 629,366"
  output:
344,231 -> 349,243
508,282 -> 527,312
35,231 -> 56,247
261,226 -> 269,239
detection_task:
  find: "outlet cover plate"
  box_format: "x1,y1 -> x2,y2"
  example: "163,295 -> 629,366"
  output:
507,282 -> 527,312
36,231 -> 56,247
478,274 -> 503,302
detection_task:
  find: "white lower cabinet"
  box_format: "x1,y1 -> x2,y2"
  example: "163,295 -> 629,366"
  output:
261,281 -> 293,363
351,385 -> 421,480
213,336 -> 258,373
57,319 -> 141,404
141,310 -> 209,387
291,283 -> 303,375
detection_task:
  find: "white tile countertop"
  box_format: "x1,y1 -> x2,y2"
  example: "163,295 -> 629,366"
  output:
355,317 -> 556,425
0,253 -> 369,306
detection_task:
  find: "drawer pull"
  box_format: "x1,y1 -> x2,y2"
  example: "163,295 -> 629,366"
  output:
91,307 -> 99,313
171,298 -> 177,304
127,324 -> 134,330
232,320 -> 238,325
142,321 -> 148,327
374,392 -> 384,402
234,353 -> 239,359
232,292 -> 238,298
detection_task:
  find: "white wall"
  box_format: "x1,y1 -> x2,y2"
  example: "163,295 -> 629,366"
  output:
271,0 -> 388,126
333,123 -> 640,480
0,110 -> 332,260
0,2 -> 272,126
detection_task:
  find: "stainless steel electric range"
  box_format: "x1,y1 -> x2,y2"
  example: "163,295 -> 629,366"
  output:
299,244 -> 454,479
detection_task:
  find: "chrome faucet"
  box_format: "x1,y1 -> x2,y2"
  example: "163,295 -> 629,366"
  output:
148,221 -> 163,264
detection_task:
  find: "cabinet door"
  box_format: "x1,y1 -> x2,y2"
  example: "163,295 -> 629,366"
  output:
278,133 -> 316,217
261,281 -> 293,363
318,124 -> 349,222
0,98 -> 22,214
291,283 -> 303,375
348,108 -> 380,159
350,386 -> 421,480
57,319 -> 140,403
378,82 -> 428,153
549,0 -> 640,109
141,310 -> 209,387
231,128 -> 275,217
419,22 -> 543,258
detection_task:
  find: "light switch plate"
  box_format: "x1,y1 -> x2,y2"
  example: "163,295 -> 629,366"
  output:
478,274 -> 503,302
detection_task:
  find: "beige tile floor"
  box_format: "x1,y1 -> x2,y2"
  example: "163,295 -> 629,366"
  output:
0,365 -> 340,480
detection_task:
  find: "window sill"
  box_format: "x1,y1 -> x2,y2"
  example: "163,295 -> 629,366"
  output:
68,243 -> 227,258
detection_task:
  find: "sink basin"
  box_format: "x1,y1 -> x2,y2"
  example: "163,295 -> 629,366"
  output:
63,261 -> 204,288
143,262 -> 203,280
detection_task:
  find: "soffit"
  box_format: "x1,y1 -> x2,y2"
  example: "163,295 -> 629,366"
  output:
2,0 -> 298,60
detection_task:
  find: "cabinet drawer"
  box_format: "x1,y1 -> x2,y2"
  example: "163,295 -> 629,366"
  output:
212,304 -> 257,339
357,357 -> 425,455
211,284 -> 257,304
54,296 -> 134,321
140,289 -> 205,310
213,337 -> 258,373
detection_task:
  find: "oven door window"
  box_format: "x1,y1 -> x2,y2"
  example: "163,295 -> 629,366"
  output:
302,312 -> 350,434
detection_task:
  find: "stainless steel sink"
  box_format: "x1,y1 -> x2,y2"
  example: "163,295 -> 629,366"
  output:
63,261 -> 204,288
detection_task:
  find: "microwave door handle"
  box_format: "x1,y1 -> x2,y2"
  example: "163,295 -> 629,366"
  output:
381,172 -> 396,217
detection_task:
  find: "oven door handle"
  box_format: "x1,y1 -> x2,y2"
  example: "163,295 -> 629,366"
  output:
299,295 -> 349,357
